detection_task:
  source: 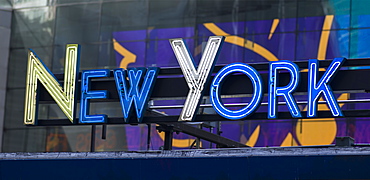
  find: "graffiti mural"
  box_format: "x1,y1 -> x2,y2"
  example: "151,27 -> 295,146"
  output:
83,15 -> 370,150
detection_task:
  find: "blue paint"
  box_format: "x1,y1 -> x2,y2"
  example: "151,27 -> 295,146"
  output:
1,154 -> 370,179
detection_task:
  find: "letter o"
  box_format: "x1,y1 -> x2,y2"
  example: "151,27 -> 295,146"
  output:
210,63 -> 263,120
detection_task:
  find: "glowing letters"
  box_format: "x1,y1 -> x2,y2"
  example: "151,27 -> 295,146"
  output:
24,44 -> 80,125
114,68 -> 159,123
80,69 -> 110,123
170,36 -> 224,121
268,61 -> 301,119
211,63 -> 263,120
307,58 -> 346,117
24,37 -> 348,125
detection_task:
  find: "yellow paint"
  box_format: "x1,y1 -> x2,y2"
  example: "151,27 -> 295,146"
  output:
268,19 -> 279,40
300,68 -> 326,72
317,15 -> 334,60
294,15 -> 339,146
194,44 -> 203,57
280,133 -> 298,147
157,131 -> 200,148
113,38 -> 136,69
203,23 -> 278,62
296,93 -> 349,146
246,125 -> 260,147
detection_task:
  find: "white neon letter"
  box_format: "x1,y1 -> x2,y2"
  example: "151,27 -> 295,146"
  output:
170,36 -> 224,121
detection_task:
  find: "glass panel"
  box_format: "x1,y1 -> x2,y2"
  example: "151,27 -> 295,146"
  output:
198,21 -> 245,37
330,0 -> 350,29
297,0 -> 349,31
11,7 -> 55,48
197,0 -> 247,34
112,40 -> 146,68
197,0 -> 246,23
296,30 -> 348,60
149,0 -> 195,28
245,18 -> 296,34
2,128 -> 47,152
4,89 -> 25,129
98,42 -> 117,69
100,0 -> 148,42
12,0 -> 52,9
326,30 -> 349,59
146,27 -> 195,67
7,47 -> 53,89
351,0 -> 370,28
198,34 -> 245,65
244,33 -> 295,63
245,0 -> 297,21
349,28 -> 370,58
0,10 -> 11,28
52,126 -> 91,152
298,0 -> 333,18
56,0 -> 98,5
54,4 -> 100,45
0,0 -> 12,10
298,15 -> 349,32
146,38 -> 194,68
52,44 -> 99,73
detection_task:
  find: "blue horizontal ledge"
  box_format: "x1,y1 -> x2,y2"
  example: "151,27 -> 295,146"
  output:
1,147 -> 370,179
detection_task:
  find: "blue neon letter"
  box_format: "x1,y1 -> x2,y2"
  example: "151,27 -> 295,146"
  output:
80,69 -> 110,123
268,61 -> 301,118
114,67 -> 159,123
307,58 -> 346,117
210,63 -> 263,120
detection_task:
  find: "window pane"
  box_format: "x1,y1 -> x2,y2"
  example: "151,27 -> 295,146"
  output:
54,4 -> 100,45
149,0 -> 195,28
101,0 -> 148,42
7,47 -> 53,89
11,7 -> 55,48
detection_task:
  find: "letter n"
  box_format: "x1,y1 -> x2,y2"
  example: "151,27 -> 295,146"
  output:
24,44 -> 80,125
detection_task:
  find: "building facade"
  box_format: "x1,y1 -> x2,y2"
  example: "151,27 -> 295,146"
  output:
1,0 -> 370,152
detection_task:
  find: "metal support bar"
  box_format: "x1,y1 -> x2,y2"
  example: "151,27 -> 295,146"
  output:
156,124 -> 174,150
38,65 -> 370,102
335,136 -> 355,147
147,124 -> 151,150
157,123 -> 248,148
164,130 -> 173,150
36,109 -> 370,126
148,98 -> 370,110
90,125 -> 96,152
101,125 -> 106,140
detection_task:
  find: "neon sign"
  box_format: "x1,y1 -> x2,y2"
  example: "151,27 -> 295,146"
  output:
24,36 -> 345,125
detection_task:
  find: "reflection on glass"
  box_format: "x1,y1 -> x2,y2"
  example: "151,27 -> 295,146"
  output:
12,0 -> 52,9
11,7 -> 55,48
350,29 -> 370,58
149,0 -> 195,28
54,4 -> 100,45
100,0 -> 148,40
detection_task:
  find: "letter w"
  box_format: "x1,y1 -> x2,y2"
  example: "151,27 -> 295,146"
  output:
114,68 -> 159,123
24,44 -> 80,125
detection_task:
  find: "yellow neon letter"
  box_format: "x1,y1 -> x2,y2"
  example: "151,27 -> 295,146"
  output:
24,44 -> 80,125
